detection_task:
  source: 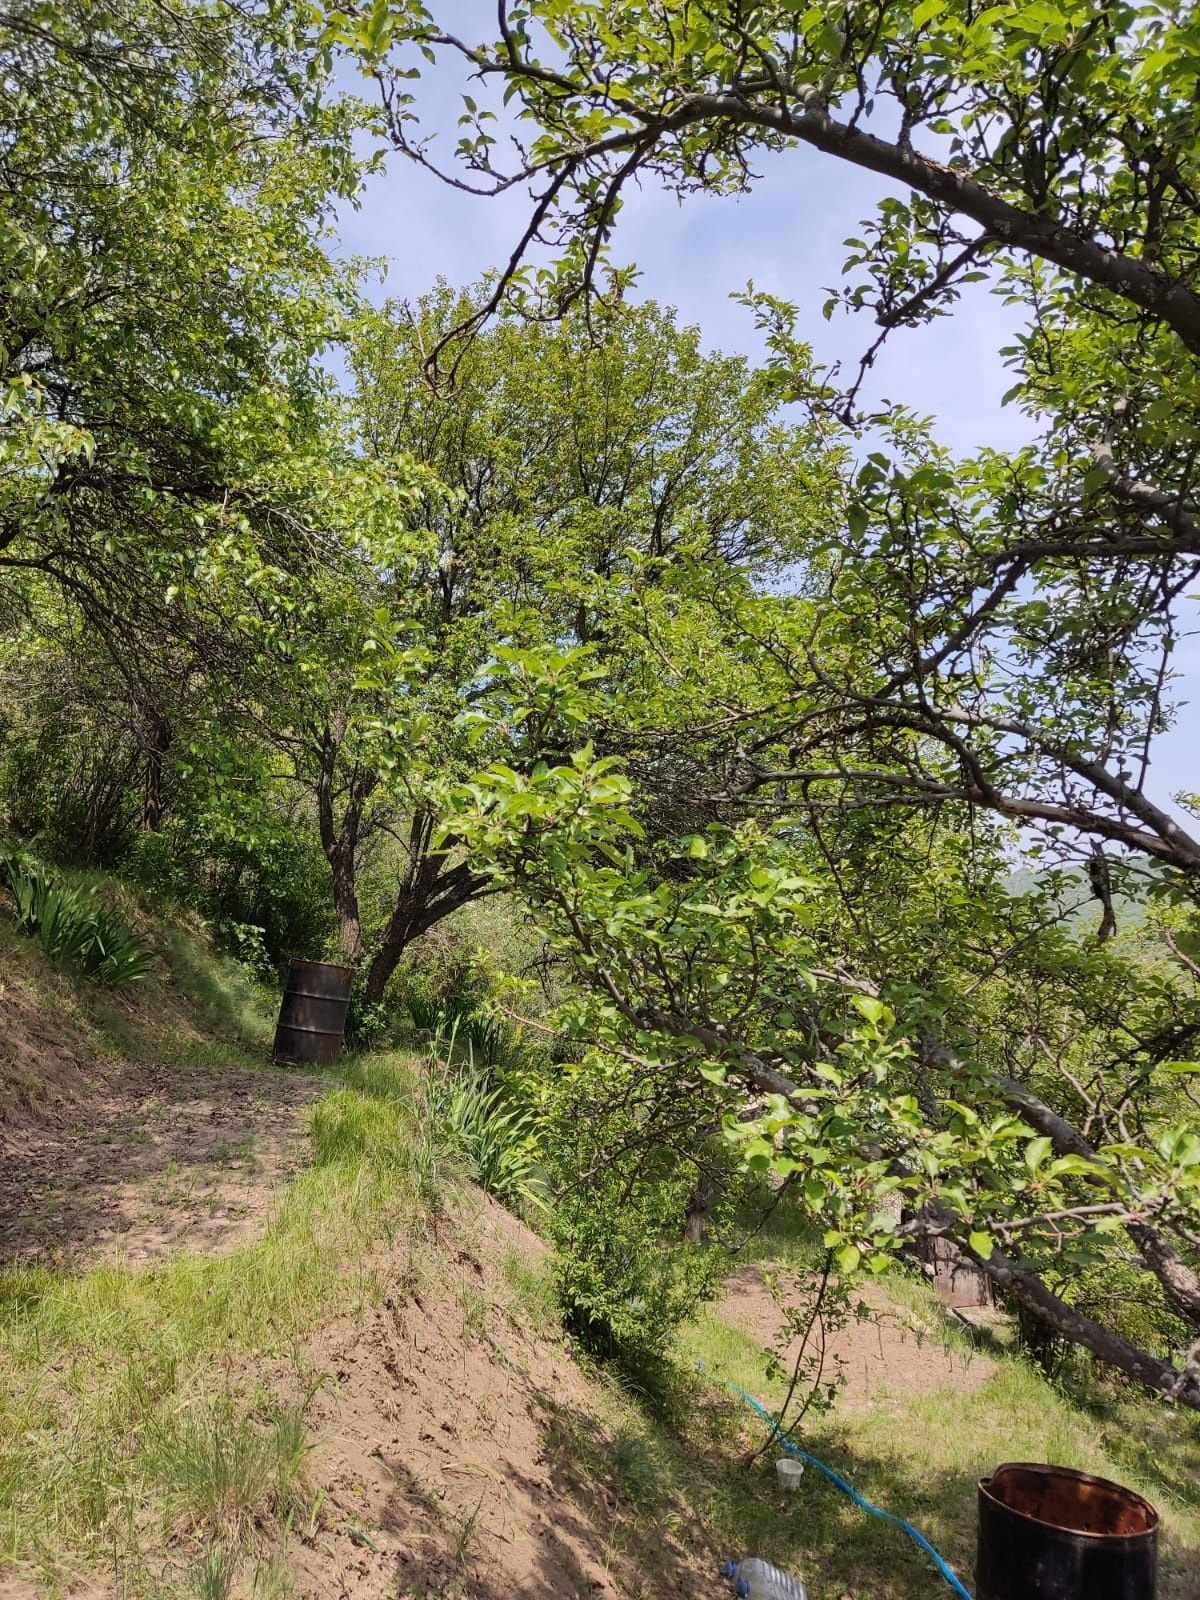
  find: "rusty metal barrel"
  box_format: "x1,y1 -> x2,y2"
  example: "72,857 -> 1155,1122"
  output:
977,1463 -> 1158,1600
273,958 -> 354,1066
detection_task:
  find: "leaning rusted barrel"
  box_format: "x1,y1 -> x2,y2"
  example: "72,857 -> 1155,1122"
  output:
273,958 -> 354,1066
977,1463 -> 1157,1600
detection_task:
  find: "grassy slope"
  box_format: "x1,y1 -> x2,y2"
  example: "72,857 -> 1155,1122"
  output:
530,1211 -> 1200,1600
1,884 -> 1198,1600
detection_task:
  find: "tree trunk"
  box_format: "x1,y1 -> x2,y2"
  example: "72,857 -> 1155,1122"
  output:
362,815 -> 490,1006
313,721 -> 377,966
361,856 -> 489,1005
684,1178 -> 715,1243
142,712 -> 172,832
996,1074 -> 1200,1330
330,846 -> 363,963
918,1202 -> 1200,1409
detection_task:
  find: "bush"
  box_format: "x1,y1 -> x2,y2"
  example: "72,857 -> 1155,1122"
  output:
0,684 -> 143,866
391,937 -> 495,1035
210,919 -> 276,985
0,849 -> 153,985
342,972 -> 392,1052
126,816 -> 336,975
532,1054 -> 749,1401
553,1171 -> 723,1388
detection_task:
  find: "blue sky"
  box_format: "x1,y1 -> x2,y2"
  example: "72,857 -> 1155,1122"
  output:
334,92 -> 1198,826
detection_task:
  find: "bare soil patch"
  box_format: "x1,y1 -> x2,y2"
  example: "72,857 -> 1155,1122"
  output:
717,1264 -> 993,1415
295,1194 -> 713,1600
0,964 -> 96,1119
0,1057 -> 325,1267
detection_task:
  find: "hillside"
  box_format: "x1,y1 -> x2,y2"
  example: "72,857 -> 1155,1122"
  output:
11,15 -> 1200,1600
2,893 -> 1199,1600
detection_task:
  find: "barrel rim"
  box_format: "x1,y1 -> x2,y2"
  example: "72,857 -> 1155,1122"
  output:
285,956 -> 356,979
978,1462 -> 1159,1540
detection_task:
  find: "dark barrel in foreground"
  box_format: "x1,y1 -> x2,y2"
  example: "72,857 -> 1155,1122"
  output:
977,1462 -> 1158,1600
273,958 -> 354,1067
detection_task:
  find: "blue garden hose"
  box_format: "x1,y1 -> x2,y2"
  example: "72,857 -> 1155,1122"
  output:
727,1382 -> 975,1600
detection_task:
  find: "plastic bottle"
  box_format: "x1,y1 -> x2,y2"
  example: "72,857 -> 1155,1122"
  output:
720,1557 -> 807,1600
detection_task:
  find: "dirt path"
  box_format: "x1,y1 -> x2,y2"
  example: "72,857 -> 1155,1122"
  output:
0,1058 -> 325,1266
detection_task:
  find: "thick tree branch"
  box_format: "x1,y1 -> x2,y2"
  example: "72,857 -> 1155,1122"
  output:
401,58 -> 1200,356
919,1200 -> 1200,1407
996,1073 -> 1200,1331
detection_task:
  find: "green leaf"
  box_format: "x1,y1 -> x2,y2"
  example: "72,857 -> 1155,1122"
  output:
1024,1136 -> 1053,1175
851,995 -> 888,1027
911,0 -> 947,26
846,502 -> 870,539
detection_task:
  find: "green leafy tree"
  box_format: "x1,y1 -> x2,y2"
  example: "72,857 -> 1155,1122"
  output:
264,284 -> 839,1005
341,0 -> 1200,881
0,0 -> 364,833
443,649 -> 1200,1406
315,3 -> 1200,1404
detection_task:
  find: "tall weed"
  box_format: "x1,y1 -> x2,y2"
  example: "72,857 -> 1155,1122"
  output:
0,848 -> 152,984
426,1025 -> 548,1211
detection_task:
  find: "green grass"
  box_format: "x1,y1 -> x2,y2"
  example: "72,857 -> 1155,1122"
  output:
523,1246 -> 1200,1600
0,881 -> 452,1597
4,887 -> 1199,1600
501,1243 -> 558,1325
0,877 -> 276,1080
527,1190 -> 1200,1597
91,927 -> 276,1069
730,1185 -> 825,1271
0,1111 -> 432,1596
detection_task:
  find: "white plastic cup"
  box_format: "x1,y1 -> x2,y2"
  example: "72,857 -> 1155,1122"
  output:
775,1456 -> 805,1490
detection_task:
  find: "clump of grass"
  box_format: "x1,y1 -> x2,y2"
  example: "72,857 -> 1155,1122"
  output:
194,1541 -> 239,1600
611,1423 -> 672,1514
313,1051 -> 446,1214
151,1390 -> 312,1540
332,1042 -> 548,1215
312,1088 -> 414,1168
502,1245 -> 558,1325
432,1068 -> 549,1212
0,846 -> 153,985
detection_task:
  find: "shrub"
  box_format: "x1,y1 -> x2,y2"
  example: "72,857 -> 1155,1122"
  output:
391,938 -> 496,1040
553,1174 -> 722,1384
212,919 -> 276,985
533,1053 -> 750,1402
342,971 -> 392,1052
0,687 -> 143,866
125,816 -> 336,975
0,848 -> 153,985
